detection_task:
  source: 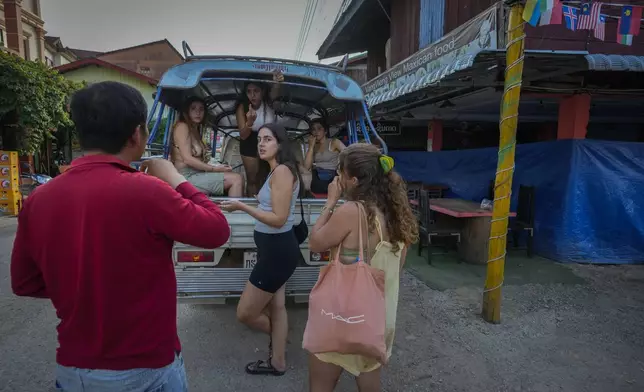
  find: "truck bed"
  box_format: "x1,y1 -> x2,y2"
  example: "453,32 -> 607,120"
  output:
173,197 -> 335,303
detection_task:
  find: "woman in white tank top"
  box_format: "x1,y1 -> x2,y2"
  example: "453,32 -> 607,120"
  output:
220,123 -> 302,377
235,70 -> 283,196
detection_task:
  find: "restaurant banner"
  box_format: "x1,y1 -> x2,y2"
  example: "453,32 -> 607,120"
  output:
354,120 -> 401,136
363,3 -> 499,106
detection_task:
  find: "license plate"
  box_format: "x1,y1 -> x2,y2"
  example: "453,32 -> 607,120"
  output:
243,251 -> 257,269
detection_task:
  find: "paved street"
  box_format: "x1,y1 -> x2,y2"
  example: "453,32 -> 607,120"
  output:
2,216 -> 644,392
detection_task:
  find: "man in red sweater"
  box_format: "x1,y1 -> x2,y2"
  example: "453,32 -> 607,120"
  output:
11,81 -> 230,391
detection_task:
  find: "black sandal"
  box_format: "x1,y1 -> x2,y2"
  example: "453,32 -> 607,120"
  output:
244,359 -> 286,376
245,320 -> 284,376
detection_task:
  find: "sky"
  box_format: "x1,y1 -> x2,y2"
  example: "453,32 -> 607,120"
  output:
41,0 -> 344,62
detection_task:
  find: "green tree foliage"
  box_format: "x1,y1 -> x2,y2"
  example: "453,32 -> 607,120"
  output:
0,50 -> 82,153
148,116 -> 169,146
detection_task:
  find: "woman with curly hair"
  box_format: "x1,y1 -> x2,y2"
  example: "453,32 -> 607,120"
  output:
307,143 -> 419,392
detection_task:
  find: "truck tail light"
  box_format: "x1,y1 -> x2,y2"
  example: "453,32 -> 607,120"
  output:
176,251 -> 215,263
310,251 -> 330,263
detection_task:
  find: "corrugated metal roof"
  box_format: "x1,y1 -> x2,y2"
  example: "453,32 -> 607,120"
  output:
332,0 -> 355,26
585,54 -> 644,72
317,0 -> 391,59
366,52 -> 644,108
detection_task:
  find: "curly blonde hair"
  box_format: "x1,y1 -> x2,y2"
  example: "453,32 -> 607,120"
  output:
339,143 -> 419,251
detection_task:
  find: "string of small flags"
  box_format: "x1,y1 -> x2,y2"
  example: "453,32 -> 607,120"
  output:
522,0 -> 643,46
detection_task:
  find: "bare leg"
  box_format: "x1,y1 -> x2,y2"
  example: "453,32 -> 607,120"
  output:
236,281 -> 273,334
268,285 -> 288,372
224,172 -> 244,197
241,156 -> 260,197
308,354 -> 343,392
300,170 -> 312,193
356,367 -> 382,392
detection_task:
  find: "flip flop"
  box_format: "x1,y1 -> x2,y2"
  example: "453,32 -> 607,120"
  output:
245,359 -> 286,376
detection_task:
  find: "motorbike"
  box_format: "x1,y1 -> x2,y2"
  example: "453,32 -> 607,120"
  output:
19,173 -> 52,195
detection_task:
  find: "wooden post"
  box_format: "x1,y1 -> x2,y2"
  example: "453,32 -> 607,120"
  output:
482,2 -> 526,324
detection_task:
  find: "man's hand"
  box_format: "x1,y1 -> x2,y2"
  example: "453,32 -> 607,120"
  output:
219,199 -> 245,212
141,159 -> 186,189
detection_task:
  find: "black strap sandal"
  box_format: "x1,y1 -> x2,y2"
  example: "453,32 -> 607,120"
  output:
245,359 -> 286,376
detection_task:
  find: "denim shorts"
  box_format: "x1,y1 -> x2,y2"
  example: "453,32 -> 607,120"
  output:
55,352 -> 188,392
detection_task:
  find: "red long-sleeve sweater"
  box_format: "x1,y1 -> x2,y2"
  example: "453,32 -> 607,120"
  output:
11,154 -> 230,370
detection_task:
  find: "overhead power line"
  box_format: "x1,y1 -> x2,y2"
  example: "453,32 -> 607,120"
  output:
294,0 -> 315,59
297,0 -> 320,60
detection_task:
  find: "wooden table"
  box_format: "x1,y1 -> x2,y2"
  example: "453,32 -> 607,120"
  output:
429,199 -> 516,265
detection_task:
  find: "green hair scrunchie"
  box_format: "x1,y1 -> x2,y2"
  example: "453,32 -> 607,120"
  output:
379,155 -> 394,174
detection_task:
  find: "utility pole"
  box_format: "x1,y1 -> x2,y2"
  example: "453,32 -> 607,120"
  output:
482,0 -> 526,324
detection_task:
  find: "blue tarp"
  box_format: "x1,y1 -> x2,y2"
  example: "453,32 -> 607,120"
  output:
392,140 -> 644,264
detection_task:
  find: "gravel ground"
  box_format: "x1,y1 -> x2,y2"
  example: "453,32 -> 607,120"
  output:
396,266 -> 644,392
1,217 -> 643,391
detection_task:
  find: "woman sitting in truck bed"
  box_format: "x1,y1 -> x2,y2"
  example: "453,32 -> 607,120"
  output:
172,97 -> 244,197
304,118 -> 345,194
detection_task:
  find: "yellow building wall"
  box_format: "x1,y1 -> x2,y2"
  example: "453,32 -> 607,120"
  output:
61,65 -> 157,113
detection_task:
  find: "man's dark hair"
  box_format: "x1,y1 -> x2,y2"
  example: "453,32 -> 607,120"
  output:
70,81 -> 148,154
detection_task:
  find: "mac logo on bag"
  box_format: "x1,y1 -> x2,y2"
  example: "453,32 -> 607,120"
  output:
321,309 -> 365,324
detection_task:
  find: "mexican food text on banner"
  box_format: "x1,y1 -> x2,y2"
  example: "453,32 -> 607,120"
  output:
363,3 -> 499,105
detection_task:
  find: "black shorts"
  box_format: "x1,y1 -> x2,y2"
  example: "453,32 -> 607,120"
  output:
250,230 -> 301,293
239,131 -> 258,158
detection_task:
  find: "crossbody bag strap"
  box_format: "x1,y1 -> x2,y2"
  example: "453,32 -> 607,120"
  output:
298,177 -> 304,220
299,190 -> 304,219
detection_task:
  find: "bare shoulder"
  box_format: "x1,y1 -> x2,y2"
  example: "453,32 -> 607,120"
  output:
174,121 -> 189,131
334,201 -> 359,218
268,165 -> 294,188
273,164 -> 294,179
173,121 -> 189,137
